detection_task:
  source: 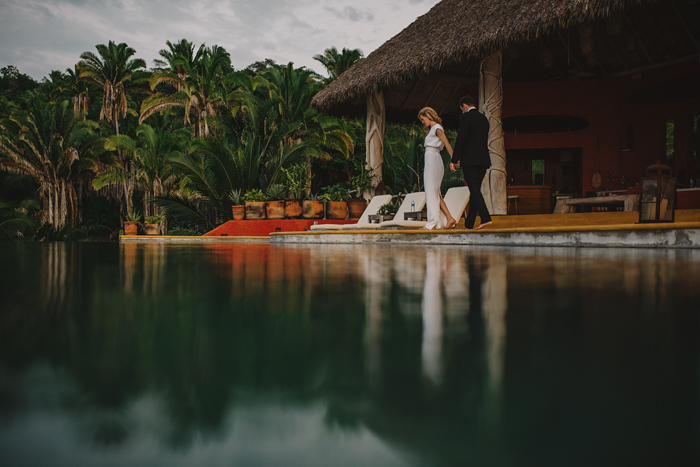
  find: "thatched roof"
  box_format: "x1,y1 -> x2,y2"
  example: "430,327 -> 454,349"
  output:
312,0 -> 689,116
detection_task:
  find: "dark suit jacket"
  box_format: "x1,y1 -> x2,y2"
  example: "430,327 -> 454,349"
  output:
451,108 -> 491,167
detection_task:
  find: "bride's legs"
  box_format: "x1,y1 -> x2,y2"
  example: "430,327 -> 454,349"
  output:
438,197 -> 456,229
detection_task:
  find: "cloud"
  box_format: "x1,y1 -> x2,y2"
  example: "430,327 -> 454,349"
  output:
323,6 -> 374,22
0,0 -> 441,80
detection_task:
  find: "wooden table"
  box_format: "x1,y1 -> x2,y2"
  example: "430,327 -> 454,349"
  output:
553,195 -> 640,214
506,185 -> 553,214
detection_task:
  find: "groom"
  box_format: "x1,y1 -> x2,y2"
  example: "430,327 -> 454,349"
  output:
450,95 -> 492,230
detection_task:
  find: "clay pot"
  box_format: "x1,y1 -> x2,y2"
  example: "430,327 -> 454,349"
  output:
348,199 -> 367,219
232,205 -> 245,221
266,200 -> 285,219
302,200 -> 324,219
144,224 -> 159,235
245,201 -> 266,219
123,221 -> 138,235
284,199 -> 303,219
326,201 -> 348,219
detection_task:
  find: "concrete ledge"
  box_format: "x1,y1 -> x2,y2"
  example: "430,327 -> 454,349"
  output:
120,235 -> 269,244
270,224 -> 700,248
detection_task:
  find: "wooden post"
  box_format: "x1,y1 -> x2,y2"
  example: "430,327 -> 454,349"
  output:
366,90 -> 386,197
479,52 -> 507,215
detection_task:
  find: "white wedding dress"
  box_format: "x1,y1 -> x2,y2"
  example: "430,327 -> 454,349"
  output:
424,124 -> 446,230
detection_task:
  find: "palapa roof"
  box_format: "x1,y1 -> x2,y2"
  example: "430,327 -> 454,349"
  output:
312,0 -> 700,122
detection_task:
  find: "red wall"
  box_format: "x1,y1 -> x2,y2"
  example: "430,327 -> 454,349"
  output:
501,61 -> 700,194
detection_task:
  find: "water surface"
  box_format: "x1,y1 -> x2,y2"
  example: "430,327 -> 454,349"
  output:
1,242 -> 699,466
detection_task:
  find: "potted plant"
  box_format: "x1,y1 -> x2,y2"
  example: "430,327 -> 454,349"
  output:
320,184 -> 351,219
282,163 -> 311,219
243,189 -> 267,219
265,184 -> 287,219
144,214 -> 165,235
348,161 -> 375,219
123,211 -> 141,235
376,201 -> 398,222
302,192 -> 324,219
229,189 -> 245,221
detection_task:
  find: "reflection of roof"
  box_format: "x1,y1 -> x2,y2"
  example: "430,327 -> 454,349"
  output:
312,0 -> 700,123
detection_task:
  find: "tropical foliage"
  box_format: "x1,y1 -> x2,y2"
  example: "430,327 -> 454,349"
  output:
0,38 -> 430,240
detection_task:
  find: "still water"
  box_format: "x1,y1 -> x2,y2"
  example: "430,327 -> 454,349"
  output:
0,242 -> 699,466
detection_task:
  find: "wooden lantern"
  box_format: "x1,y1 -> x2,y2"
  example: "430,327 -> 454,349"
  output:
639,162 -> 676,223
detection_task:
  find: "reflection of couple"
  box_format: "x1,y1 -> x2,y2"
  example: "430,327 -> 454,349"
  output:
418,95 -> 493,231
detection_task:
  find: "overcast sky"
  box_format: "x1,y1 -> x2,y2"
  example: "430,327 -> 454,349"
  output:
0,0 -> 441,81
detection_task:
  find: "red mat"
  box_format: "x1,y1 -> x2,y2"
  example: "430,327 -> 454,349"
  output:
204,219 -> 355,237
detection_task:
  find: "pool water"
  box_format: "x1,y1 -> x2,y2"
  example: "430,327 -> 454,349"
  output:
0,242 -> 699,466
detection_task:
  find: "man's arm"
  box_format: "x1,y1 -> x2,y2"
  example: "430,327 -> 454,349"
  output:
451,113 -> 469,165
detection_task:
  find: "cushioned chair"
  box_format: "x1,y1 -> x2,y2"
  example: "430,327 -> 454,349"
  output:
373,192 -> 427,229
309,195 -> 392,231
380,186 -> 470,230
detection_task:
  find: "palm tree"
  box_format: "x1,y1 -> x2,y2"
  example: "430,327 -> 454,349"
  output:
140,45 -> 231,137
93,122 -> 190,230
63,66 -> 92,118
0,100 -> 108,227
77,41 -> 148,141
313,47 -> 364,82
77,41 -> 148,213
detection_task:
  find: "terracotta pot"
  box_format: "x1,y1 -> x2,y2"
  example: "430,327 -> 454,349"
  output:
326,201 -> 348,219
145,224 -> 159,235
348,199 -> 367,219
232,205 -> 245,221
284,199 -> 303,219
245,201 -> 266,219
302,200 -> 324,219
266,200 -> 285,219
123,221 -> 138,235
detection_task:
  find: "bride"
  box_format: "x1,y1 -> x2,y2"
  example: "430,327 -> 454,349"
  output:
418,107 -> 457,230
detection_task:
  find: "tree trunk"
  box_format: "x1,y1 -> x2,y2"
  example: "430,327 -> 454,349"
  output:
479,51 -> 507,215
365,90 -> 385,198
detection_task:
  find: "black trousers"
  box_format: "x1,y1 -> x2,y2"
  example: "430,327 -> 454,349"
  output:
463,165 -> 492,229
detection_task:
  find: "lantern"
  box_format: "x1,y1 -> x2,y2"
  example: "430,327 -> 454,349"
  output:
639,161 -> 676,223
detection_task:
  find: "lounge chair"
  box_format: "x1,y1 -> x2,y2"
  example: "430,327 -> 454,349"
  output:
309,194 -> 392,231
380,186 -> 470,230
373,192 -> 427,229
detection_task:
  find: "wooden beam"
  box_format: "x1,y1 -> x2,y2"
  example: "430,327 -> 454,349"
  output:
606,54 -> 697,77
670,0 -> 699,50
557,30 -> 586,73
600,23 -> 630,70
623,12 -> 654,64
423,79 -> 443,108
399,78 -> 421,111
439,82 -> 462,115
642,4 -> 668,53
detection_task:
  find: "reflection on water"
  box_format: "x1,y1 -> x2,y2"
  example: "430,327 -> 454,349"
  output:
0,242 -> 699,466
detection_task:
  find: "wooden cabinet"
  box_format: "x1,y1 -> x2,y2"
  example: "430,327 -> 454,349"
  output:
506,186 -> 553,214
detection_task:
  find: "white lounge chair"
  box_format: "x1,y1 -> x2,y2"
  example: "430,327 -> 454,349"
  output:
374,192 -> 427,229
381,186 -> 470,230
310,195 -> 392,231
338,195 -> 394,230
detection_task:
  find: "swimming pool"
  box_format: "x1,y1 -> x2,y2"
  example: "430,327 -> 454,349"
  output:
1,242 -> 698,466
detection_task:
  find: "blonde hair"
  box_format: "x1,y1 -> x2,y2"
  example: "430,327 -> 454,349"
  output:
418,107 -> 442,131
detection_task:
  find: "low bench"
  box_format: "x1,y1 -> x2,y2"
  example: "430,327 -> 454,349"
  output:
553,195 -> 639,214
